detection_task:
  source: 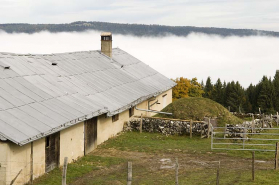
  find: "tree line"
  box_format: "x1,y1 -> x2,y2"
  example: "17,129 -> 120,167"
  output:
203,71 -> 279,114
172,71 -> 279,114
1,21 -> 279,37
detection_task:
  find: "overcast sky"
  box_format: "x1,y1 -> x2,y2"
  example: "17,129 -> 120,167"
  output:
0,0 -> 278,88
0,0 -> 279,31
0,30 -> 278,88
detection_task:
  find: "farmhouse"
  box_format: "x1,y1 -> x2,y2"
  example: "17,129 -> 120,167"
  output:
0,33 -> 175,185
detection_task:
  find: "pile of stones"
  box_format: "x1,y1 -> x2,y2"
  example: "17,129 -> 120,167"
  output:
224,118 -> 273,138
125,118 -> 210,137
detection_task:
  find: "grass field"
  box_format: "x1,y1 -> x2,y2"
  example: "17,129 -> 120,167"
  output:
34,131 -> 279,185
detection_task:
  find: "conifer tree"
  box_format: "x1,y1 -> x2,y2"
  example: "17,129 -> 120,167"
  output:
257,76 -> 275,113
212,78 -> 223,104
273,71 -> 279,111
204,77 -> 213,99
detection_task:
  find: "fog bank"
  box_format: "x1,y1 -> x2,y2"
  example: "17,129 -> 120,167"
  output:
0,30 -> 278,88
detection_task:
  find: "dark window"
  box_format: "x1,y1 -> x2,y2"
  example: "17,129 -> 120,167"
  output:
112,114 -> 119,122
101,36 -> 112,41
46,136 -> 50,148
129,107 -> 134,117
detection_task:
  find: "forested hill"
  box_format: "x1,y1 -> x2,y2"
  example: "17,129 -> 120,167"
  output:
1,21 -> 279,37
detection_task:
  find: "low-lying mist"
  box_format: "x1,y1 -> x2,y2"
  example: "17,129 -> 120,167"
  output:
0,30 -> 278,88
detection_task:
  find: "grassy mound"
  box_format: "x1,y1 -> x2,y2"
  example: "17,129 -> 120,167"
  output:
158,97 -> 242,126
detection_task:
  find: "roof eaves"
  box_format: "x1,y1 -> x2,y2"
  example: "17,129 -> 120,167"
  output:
17,108 -> 108,146
0,134 -> 7,141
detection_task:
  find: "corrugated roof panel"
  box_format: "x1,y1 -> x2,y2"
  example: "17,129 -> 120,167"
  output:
0,80 -> 35,104
29,102 -> 69,123
0,96 -> 14,110
0,119 -> 28,144
2,56 -> 37,76
6,78 -> 47,101
0,111 -> 40,138
18,105 -> 59,128
0,48 -> 176,145
0,87 -> 26,107
7,108 -> 51,132
24,75 -> 65,97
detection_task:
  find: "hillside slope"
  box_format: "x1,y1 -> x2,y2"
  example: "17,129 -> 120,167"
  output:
159,97 -> 242,125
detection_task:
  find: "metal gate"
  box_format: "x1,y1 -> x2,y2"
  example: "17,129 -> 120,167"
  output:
211,126 -> 279,152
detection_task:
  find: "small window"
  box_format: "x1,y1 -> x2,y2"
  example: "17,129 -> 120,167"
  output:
101,36 -> 112,41
112,114 -> 119,122
46,136 -> 50,148
129,107 -> 134,117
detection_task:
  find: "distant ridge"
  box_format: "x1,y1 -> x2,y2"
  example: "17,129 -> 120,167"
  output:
0,21 -> 279,37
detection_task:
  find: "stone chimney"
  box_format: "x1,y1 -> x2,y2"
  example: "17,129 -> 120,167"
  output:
101,32 -> 112,57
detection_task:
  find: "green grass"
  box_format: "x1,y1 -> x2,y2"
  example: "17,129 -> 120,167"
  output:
34,155 -> 126,185
100,132 -> 211,154
34,131 -> 279,184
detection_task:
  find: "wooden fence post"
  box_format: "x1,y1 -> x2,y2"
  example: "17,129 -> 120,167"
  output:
224,124 -> 227,138
175,158 -> 179,185
62,157 -> 68,185
190,119 -> 193,139
216,161 -> 220,185
271,114 -> 273,127
140,113 -> 143,133
127,162 -> 132,185
252,115 -> 255,133
207,118 -> 210,138
252,151 -> 255,181
277,112 -> 279,127
275,142 -> 279,170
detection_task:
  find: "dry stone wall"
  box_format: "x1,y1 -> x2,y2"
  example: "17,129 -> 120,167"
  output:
125,118 -> 211,138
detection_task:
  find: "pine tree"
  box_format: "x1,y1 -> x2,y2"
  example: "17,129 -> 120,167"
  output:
225,81 -> 245,112
212,78 -> 223,104
244,84 -> 255,113
273,72 -> 279,112
204,77 -> 213,99
257,76 -> 275,113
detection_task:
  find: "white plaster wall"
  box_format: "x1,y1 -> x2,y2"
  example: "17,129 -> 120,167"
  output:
6,142 -> 31,185
97,110 -> 129,145
133,89 -> 173,117
60,121 -> 84,164
0,142 -> 8,185
149,89 -> 173,116
32,138 -> 45,180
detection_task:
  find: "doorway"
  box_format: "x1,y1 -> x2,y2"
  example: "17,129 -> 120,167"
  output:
84,117 -> 97,155
45,132 -> 60,172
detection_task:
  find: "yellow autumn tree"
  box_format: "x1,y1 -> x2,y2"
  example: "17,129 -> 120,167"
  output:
172,77 -> 204,100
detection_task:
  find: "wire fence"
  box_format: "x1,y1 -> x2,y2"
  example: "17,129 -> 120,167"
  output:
211,126 -> 279,152
68,156 -> 276,184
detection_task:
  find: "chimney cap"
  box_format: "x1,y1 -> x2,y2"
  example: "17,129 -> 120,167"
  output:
101,32 -> 112,36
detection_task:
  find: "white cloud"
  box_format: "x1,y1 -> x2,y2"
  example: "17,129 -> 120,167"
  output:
0,30 -> 278,87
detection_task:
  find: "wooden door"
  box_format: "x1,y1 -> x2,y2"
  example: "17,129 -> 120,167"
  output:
84,117 -> 97,155
45,132 -> 60,172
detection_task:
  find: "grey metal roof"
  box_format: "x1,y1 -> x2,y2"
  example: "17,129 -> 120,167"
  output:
0,48 -> 176,145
